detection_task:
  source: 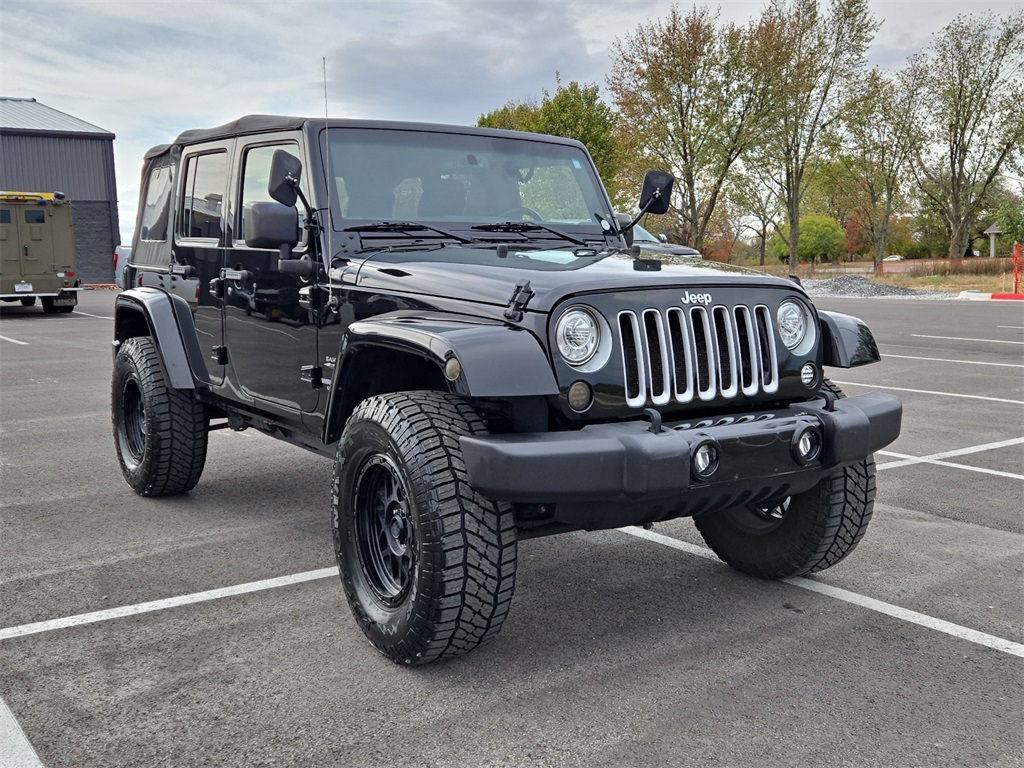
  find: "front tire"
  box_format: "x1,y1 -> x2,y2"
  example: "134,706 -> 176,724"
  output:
694,381 -> 876,579
333,392 -> 517,665
112,337 -> 208,496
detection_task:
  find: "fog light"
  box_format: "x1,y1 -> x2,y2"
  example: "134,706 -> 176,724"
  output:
801,363 -> 818,387
691,441 -> 720,481
566,380 -> 592,412
443,356 -> 462,382
792,427 -> 822,464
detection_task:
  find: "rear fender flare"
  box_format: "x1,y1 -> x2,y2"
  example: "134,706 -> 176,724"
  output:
113,288 -> 210,389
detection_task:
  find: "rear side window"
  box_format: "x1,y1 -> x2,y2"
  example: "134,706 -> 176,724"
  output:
180,151 -> 227,241
140,164 -> 174,242
24,209 -> 45,224
0,209 -> 10,224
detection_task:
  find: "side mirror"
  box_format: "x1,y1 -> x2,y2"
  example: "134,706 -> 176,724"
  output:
268,150 -> 303,208
615,212 -> 634,247
638,170 -> 674,216
658,234 -> 668,243
244,202 -> 299,249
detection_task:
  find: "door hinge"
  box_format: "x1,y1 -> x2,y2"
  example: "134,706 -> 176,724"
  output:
301,365 -> 323,389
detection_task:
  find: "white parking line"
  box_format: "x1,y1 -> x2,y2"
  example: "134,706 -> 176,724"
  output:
831,380 -> 1024,405
876,437 -> 1024,477
911,334 -> 1024,345
621,527 -> 1024,659
881,353 -> 1024,369
0,568 -> 336,642
0,335 -> 28,346
0,695 -> 44,768
71,311 -> 113,320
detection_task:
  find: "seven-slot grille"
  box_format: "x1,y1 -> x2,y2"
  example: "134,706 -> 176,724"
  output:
618,304 -> 779,408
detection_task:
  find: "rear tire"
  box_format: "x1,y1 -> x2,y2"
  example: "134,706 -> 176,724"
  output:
20,297 -> 36,307
332,391 -> 517,665
41,297 -> 57,314
694,381 -> 876,578
112,337 -> 208,496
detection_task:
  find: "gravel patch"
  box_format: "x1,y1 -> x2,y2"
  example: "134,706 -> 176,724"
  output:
801,274 -> 956,299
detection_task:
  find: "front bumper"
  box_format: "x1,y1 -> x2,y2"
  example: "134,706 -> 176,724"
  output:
460,392 -> 902,530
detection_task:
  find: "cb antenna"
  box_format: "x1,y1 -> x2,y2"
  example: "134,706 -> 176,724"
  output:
322,56 -> 334,267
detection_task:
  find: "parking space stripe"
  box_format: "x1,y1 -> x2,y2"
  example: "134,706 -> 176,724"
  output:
70,311 -> 113,320
621,528 -> 1024,659
0,695 -> 44,768
881,353 -> 1024,369
0,335 -> 28,346
831,380 -> 1024,405
0,568 -> 336,642
876,438 -> 1024,476
911,334 -> 1024,345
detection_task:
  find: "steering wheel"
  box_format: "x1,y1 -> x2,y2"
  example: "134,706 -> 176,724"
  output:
500,206 -> 543,222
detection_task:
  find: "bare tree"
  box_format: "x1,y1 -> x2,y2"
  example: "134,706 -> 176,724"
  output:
837,68 -> 923,269
607,6 -> 778,252
909,11 -> 1024,259
726,167 -> 784,266
759,0 -> 878,269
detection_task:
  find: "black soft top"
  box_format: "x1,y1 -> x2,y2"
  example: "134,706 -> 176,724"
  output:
143,115 -> 585,160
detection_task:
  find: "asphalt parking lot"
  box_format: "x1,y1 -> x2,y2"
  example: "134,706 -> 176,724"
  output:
1,290 -> 1022,767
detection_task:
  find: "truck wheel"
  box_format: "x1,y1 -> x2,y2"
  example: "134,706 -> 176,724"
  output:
112,337 -> 208,496
693,381 -> 876,578
332,392 -> 517,665
41,297 -> 57,314
20,297 -> 36,307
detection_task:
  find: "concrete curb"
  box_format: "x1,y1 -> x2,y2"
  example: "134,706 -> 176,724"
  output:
957,290 -> 1024,301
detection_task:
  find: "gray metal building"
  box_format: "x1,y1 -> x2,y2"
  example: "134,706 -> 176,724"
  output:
1,97 -> 120,283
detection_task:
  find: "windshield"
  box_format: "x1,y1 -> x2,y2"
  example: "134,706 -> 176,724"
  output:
632,224 -> 660,243
320,128 -> 612,234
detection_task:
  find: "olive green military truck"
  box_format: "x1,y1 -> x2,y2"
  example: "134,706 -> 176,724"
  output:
0,191 -> 81,313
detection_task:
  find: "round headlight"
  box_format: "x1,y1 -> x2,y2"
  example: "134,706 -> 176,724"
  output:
556,307 -> 600,366
777,299 -> 808,350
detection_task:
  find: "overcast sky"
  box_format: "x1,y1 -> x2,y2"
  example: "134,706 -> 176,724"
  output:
1,0 -> 1020,241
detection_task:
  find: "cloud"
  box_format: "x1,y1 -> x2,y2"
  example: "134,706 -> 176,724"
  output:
2,0 -> 1019,241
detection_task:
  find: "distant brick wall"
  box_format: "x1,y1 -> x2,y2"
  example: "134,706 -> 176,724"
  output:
71,201 -> 117,283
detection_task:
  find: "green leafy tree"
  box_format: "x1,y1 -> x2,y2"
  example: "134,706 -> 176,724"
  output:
607,5 -> 779,252
768,215 -> 845,264
908,10 -> 1024,259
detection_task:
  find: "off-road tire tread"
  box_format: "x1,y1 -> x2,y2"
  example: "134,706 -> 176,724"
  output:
112,337 -> 208,496
694,380 -> 876,579
333,391 -> 517,665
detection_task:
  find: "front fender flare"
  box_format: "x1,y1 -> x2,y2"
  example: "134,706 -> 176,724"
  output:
324,313 -> 559,440
818,310 -> 881,368
113,288 -> 210,389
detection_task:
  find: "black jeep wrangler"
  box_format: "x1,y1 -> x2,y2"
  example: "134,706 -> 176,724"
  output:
112,116 -> 901,665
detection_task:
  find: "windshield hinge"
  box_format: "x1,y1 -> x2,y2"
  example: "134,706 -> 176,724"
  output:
503,279 -> 534,323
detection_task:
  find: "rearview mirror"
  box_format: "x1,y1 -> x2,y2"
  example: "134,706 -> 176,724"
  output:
268,150 -> 303,208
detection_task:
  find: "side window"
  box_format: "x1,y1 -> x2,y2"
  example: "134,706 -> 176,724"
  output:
238,144 -> 303,242
24,209 -> 46,224
180,151 -> 227,241
140,164 -> 174,242
0,209 -> 10,224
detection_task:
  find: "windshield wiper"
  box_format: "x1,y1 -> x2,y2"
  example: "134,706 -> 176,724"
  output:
343,221 -> 472,244
471,221 -> 586,246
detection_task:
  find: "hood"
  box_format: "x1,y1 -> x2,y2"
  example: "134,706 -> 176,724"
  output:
347,245 -> 800,314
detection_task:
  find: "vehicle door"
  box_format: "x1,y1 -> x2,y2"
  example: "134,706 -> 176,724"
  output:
0,204 -> 26,289
175,144 -> 230,385
222,136 -> 319,413
16,202 -> 56,280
